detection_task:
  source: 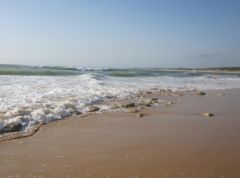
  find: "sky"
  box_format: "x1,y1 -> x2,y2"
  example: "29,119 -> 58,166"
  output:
0,0 -> 239,68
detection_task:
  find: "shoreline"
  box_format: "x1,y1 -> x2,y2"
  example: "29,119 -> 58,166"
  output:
0,88 -> 185,142
0,88 -> 235,142
0,88 -> 240,177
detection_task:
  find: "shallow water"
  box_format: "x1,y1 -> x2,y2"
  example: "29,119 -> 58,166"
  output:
1,65 -> 240,134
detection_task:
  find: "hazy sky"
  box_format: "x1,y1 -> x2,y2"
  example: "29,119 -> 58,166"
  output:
0,0 -> 239,68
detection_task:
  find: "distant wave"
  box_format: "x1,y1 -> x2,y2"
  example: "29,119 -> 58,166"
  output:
0,64 -> 239,77
0,64 -> 81,76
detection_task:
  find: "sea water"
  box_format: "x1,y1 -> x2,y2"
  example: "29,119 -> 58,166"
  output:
0,65 -> 240,133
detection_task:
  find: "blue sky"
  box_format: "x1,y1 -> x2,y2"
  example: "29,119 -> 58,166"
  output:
0,0 -> 239,68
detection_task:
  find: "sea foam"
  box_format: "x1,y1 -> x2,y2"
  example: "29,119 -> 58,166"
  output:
0,69 -> 240,134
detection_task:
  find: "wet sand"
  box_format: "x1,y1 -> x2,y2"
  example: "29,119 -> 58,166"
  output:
0,89 -> 240,178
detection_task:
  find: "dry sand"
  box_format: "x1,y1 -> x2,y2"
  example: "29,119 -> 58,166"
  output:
0,89 -> 240,178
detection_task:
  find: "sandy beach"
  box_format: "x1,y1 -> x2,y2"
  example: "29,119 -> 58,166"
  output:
0,89 -> 240,178
1,0 -> 240,177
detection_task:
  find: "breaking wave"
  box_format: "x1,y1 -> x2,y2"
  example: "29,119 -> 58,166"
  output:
0,64 -> 240,138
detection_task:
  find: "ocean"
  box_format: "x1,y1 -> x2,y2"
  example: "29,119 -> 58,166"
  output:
1,64 -> 240,134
